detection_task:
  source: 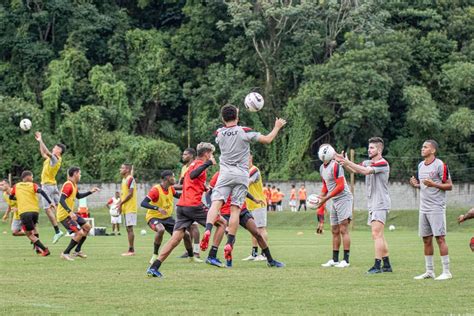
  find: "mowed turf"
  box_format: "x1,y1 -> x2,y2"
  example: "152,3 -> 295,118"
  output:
0,210 -> 472,315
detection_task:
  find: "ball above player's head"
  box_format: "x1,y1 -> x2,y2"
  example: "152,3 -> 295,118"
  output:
19,118 -> 32,131
318,144 -> 336,163
244,92 -> 264,112
307,194 -> 321,209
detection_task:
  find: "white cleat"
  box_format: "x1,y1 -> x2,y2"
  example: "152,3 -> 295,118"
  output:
242,255 -> 257,261
335,260 -> 350,268
414,271 -> 436,280
254,255 -> 267,261
189,256 -> 204,263
52,231 -> 64,244
321,259 -> 338,267
149,254 -> 158,265
72,251 -> 88,259
60,253 -> 75,261
435,272 -> 452,281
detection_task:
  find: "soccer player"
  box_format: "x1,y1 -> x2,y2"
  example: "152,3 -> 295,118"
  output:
289,184 -> 297,212
276,188 -> 284,212
410,140 -> 453,280
270,186 -> 278,212
1,180 -> 25,236
5,171 -> 53,256
201,104 -> 286,263
335,137 -> 392,274
118,163 -> 137,256
263,184 -> 272,212
57,167 -> 100,261
140,170 -> 201,264
317,144 -> 353,268
458,208 -> 474,252
147,143 -> 227,278
178,148 -> 201,259
107,192 -> 121,236
209,171 -> 284,268
243,155 -> 270,261
34,131 -> 66,243
297,185 -> 307,211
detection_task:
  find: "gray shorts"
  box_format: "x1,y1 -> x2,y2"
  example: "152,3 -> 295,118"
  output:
419,212 -> 446,237
251,207 -> 267,228
367,210 -> 388,225
40,184 -> 60,209
211,174 -> 248,208
11,219 -> 22,232
124,213 -> 137,227
330,198 -> 353,225
174,206 -> 208,231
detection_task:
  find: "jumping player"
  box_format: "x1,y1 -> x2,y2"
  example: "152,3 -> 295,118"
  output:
201,104 -> 286,263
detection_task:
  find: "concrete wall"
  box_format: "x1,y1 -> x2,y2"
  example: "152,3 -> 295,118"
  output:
1,182 -> 472,211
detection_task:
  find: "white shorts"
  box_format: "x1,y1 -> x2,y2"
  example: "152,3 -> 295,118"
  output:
329,198 -> 353,225
367,210 -> 388,225
40,184 -> 60,209
419,212 -> 446,237
124,213 -> 137,227
211,173 -> 248,208
251,208 -> 267,228
289,200 -> 297,207
111,215 -> 122,224
11,219 -> 22,232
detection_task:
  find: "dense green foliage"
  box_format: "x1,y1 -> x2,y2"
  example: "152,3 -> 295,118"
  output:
0,1 -> 472,181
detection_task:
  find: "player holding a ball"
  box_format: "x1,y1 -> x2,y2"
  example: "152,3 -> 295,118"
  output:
335,137 -> 393,274
34,131 -> 66,244
201,104 -> 286,263
317,144 -> 353,269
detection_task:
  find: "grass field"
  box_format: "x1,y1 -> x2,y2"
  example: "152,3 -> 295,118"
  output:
0,209 -> 473,315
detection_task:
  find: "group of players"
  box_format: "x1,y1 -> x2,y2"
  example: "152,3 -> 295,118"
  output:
2,104 -> 473,280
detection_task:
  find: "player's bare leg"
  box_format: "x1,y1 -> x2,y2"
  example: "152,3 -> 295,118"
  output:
415,235 -> 436,280
335,220 -> 351,268
368,221 -> 391,273
434,236 -> 451,280
201,200 -> 224,250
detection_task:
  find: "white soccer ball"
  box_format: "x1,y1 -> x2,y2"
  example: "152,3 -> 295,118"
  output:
389,225 -> 396,231
140,229 -> 147,236
307,194 -> 321,209
318,144 -> 336,162
244,92 -> 264,112
19,118 -> 32,131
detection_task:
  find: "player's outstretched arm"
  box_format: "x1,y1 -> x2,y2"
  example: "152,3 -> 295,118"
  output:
76,188 -> 100,199
258,118 -> 287,144
335,151 -> 372,175
458,208 -> 474,223
35,132 -> 52,159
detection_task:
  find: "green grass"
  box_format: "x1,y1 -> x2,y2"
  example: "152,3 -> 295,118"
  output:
0,210 -> 473,315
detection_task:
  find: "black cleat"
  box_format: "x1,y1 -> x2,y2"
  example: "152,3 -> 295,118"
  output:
382,266 -> 393,272
367,266 -> 382,274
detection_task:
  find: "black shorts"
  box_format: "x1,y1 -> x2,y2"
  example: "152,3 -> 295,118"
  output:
277,201 -> 282,206
299,200 -> 306,204
174,205 -> 208,231
148,217 -> 175,235
61,215 -> 87,233
222,209 -> 254,228
20,212 -> 39,231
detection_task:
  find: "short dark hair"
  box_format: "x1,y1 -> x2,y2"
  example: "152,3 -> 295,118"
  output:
122,163 -> 133,171
272,185 -> 276,189
221,104 -> 238,122
68,167 -> 81,177
161,170 -> 174,179
425,139 -> 439,154
56,143 -> 66,154
368,137 -> 384,150
292,184 -> 295,188
21,171 -> 32,179
184,148 -> 196,158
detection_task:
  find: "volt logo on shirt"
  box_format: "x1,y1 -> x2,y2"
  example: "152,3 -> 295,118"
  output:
222,131 -> 238,136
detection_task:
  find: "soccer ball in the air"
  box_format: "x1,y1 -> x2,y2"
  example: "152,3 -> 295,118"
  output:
318,144 -> 336,162
140,229 -> 147,236
389,225 -> 396,231
307,194 -> 321,209
244,92 -> 264,112
19,118 -> 32,131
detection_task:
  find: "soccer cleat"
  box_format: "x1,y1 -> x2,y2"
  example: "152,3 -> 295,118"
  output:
150,254 -> 158,264
254,254 -> 267,261
226,259 -> 232,268
367,266 -> 382,274
321,259 -> 338,267
61,253 -> 74,261
224,244 -> 233,261
242,255 -> 257,261
178,252 -> 190,258
40,248 -> 51,257
52,231 -> 64,244
146,267 -> 163,278
189,256 -> 204,263
267,260 -> 285,268
73,251 -> 88,259
200,230 -> 211,251
121,251 -> 135,257
435,272 -> 452,281
382,266 -> 393,273
335,260 -> 350,268
414,271 -> 436,280
206,257 -> 224,268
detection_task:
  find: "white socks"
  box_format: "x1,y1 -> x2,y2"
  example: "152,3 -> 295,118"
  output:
193,244 -> 200,254
425,255 -> 434,273
441,255 -> 450,274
